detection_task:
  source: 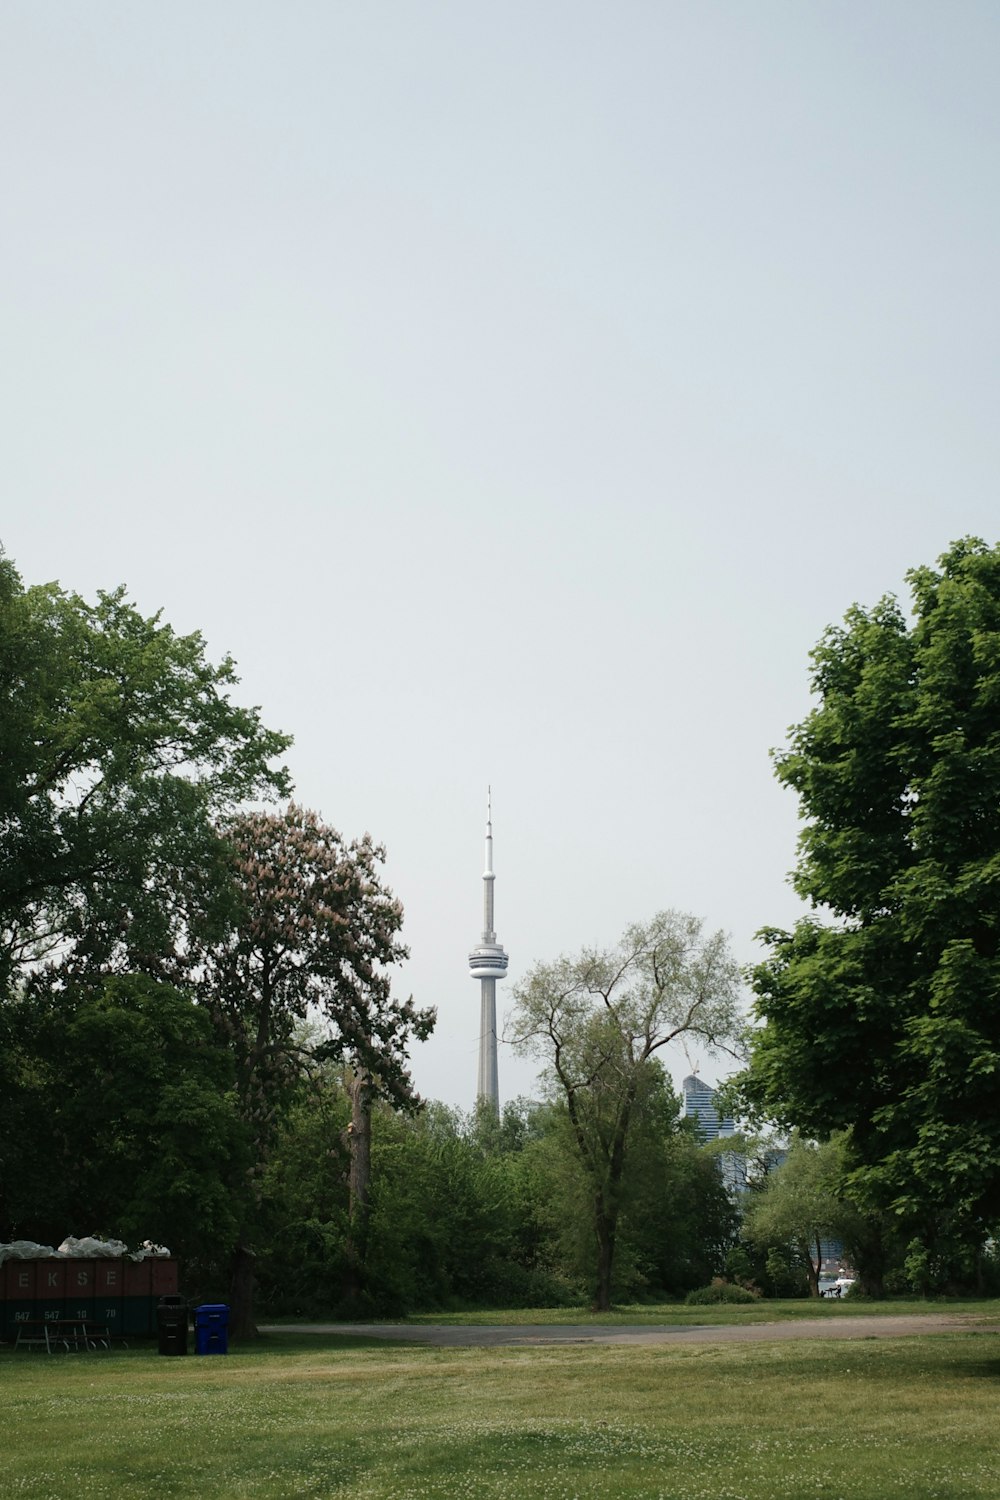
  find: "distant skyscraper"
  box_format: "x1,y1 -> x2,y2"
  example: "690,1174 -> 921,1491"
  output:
682,1074 -> 744,1194
468,791 -> 508,1114
682,1075 -> 736,1142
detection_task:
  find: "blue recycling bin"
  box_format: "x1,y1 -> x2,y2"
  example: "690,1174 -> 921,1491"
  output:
194,1303 -> 229,1355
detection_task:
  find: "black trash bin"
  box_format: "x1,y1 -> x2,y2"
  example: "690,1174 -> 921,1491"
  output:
156,1295 -> 188,1356
194,1303 -> 229,1356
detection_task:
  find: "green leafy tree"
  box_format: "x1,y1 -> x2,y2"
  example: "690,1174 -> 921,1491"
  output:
741,539 -> 1000,1278
364,1102 -> 528,1312
539,1070 -> 738,1301
742,1135 -> 849,1297
0,976 -> 246,1262
637,1127 -> 739,1296
255,1067 -> 354,1314
258,1088 -> 570,1316
509,910 -> 742,1310
191,804 -> 434,1334
0,555 -> 291,987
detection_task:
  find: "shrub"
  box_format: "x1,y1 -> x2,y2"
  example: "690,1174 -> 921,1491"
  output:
685,1278 -> 760,1305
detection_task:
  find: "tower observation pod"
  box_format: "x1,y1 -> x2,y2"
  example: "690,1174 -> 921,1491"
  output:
469,791 -> 508,1114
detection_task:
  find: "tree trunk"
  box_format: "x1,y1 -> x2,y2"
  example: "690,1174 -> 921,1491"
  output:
852,1223 -> 886,1299
349,1070 -> 373,1224
592,1201 -> 616,1312
344,1070 -> 373,1305
803,1236 -> 821,1297
229,1243 -> 257,1340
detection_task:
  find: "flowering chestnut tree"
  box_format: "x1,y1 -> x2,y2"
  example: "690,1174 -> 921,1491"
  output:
192,803 -> 434,1332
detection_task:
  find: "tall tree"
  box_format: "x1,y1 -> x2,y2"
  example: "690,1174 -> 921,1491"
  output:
192,804 -> 435,1334
509,910 -> 742,1310
536,1068 -> 738,1302
0,555 -> 291,987
741,539 -> 1000,1278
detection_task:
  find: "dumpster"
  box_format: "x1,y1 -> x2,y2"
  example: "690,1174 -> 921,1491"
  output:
3,1260 -> 37,1343
96,1261 -> 124,1336
123,1259 -> 153,1336
194,1303 -> 229,1356
156,1295 -> 188,1356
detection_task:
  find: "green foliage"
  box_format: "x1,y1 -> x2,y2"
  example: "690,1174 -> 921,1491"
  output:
187,806 -> 433,1332
741,539 -> 1000,1273
366,1102 -> 565,1312
255,1072 -> 354,1311
257,1072 -> 735,1316
539,1072 -> 738,1301
0,975 -> 247,1260
0,551 -> 753,1311
764,1245 -> 809,1298
0,555 -> 443,1312
0,556 -> 291,986
510,910 -> 743,1308
684,1280 -> 760,1304
743,1135 -> 850,1296
192,805 -> 433,1173
897,1232 -> 1000,1297
723,1244 -> 756,1284
258,1088 -> 580,1316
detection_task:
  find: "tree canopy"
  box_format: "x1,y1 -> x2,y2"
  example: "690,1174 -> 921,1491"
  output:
0,975 -> 246,1261
741,538 -> 1000,1276
0,556 -> 291,986
510,910 -> 742,1309
742,1135 -> 852,1298
193,805 -> 434,1132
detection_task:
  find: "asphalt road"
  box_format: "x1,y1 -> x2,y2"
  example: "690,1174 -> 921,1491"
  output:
259,1314 -> 997,1347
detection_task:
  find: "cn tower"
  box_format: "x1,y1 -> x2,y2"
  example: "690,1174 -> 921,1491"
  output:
468,790 -> 508,1113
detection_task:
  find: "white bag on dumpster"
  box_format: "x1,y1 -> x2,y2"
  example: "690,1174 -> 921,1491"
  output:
57,1235 -> 130,1259
0,1235 -> 172,1264
0,1240 -> 56,1265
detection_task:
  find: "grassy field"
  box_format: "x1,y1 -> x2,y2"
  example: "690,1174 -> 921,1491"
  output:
4,1311 -> 1000,1499
401,1297 -> 1000,1327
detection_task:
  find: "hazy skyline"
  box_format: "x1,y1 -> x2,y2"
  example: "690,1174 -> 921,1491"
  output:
5,2 -> 999,1108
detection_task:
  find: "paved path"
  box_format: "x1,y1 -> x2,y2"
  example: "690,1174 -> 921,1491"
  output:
259,1314 -> 998,1348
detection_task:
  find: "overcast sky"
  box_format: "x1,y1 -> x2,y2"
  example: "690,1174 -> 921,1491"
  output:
4,2 -> 998,1110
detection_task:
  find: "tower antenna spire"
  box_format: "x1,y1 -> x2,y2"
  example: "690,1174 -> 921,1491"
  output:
469,787 -> 507,1115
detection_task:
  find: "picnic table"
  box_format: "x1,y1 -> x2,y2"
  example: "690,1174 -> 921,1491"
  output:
14,1319 -> 115,1352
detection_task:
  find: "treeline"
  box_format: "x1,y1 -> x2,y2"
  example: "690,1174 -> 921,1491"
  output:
8,539 -> 1000,1319
257,1073 -> 736,1316
0,552 -> 738,1321
0,554 -> 431,1330
0,971 -> 736,1312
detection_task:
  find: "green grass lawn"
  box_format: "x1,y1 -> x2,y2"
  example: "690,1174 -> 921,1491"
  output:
400,1296 -> 1000,1327
4,1317 -> 1000,1499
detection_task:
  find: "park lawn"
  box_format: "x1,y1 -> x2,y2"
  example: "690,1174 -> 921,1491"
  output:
401,1296 -> 1000,1326
3,1327 -> 1000,1499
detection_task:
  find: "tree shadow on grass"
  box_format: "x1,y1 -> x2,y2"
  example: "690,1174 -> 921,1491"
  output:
952,1358 -> 1000,1383
253,1332 -> 420,1357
